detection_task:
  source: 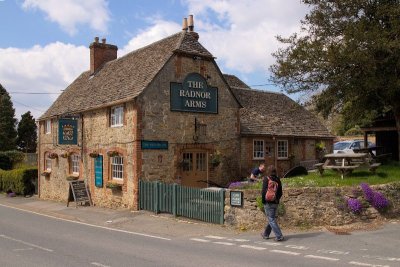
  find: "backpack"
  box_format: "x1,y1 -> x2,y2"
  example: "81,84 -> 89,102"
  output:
265,177 -> 279,202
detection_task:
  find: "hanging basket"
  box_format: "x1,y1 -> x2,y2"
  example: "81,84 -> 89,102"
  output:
48,152 -> 58,159
89,152 -> 99,158
66,176 -> 79,181
41,171 -> 51,177
59,152 -> 69,158
107,151 -> 119,157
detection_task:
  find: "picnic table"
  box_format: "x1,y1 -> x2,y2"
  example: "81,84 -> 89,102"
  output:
314,153 -> 380,179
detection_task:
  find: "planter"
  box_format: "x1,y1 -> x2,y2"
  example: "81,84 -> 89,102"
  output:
106,182 -> 122,190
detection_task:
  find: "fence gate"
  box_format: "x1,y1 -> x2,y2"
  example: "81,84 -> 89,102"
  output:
139,181 -> 225,224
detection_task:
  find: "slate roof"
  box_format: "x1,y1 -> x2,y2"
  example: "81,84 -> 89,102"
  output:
40,31 -> 213,119
226,76 -> 333,138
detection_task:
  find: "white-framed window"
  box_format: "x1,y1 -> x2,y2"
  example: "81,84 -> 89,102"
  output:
253,140 -> 265,159
45,119 -> 51,134
277,140 -> 288,159
110,106 -> 124,127
111,156 -> 123,180
70,154 -> 80,174
45,153 -> 52,171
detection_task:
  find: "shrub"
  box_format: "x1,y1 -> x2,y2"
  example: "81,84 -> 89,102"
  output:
0,154 -> 12,170
0,167 -> 37,195
0,150 -> 25,168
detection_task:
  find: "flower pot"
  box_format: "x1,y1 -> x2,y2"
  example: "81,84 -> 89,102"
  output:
107,151 -> 119,157
106,182 -> 122,190
89,152 -> 99,158
48,153 -> 58,159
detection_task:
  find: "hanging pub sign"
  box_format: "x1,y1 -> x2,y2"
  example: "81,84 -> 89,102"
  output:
58,119 -> 78,145
170,73 -> 218,114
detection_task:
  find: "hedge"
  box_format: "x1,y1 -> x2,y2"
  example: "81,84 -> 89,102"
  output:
0,151 -> 25,170
0,167 -> 37,195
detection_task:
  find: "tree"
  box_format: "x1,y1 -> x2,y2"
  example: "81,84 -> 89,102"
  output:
0,84 -> 17,151
17,111 -> 37,153
270,0 -> 400,159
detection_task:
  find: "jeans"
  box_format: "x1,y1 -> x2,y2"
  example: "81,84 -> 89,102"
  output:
263,203 -> 283,239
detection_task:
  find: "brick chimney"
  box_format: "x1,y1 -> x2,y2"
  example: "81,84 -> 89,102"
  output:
187,15 -> 199,40
89,37 -> 118,74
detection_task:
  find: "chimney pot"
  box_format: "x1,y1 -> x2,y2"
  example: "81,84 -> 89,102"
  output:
89,37 -> 118,74
182,18 -> 188,31
188,15 -> 194,32
94,37 -> 99,43
101,38 -> 106,44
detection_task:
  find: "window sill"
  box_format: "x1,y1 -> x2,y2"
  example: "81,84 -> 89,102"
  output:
110,124 -> 124,128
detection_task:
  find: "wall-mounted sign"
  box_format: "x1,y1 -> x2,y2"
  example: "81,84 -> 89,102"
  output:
170,73 -> 218,114
58,119 -> 78,145
230,191 -> 243,207
141,140 -> 168,150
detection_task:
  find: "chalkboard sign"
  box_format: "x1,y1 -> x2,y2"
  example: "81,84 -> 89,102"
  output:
67,180 -> 92,207
230,191 -> 243,207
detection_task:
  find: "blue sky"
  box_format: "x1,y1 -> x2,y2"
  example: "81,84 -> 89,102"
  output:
0,0 -> 308,120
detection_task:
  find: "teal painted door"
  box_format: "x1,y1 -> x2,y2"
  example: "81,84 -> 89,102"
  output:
94,156 -> 103,187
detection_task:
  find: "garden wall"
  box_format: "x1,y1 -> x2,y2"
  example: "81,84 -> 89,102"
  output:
224,182 -> 400,230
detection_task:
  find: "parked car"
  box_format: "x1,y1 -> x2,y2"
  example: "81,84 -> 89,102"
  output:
333,140 -> 375,154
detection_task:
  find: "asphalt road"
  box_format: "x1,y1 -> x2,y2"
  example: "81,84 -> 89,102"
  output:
0,204 -> 399,267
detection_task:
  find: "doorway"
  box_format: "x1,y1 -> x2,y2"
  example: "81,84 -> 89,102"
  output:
181,150 -> 208,188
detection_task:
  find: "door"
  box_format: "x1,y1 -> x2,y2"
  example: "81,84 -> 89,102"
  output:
181,150 -> 208,188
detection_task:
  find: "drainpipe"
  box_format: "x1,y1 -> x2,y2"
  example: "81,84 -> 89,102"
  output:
37,120 -> 41,198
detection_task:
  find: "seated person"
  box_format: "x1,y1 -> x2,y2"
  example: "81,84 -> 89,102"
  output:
249,163 -> 265,182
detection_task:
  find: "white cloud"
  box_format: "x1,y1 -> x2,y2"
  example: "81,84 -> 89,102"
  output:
182,0 -> 308,74
120,20 -> 181,56
22,0 -> 110,35
0,43 -> 88,119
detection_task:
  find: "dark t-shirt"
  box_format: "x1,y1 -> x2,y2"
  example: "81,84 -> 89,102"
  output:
251,167 -> 263,177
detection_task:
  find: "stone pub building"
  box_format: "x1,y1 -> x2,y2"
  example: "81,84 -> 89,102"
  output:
38,16 -> 333,209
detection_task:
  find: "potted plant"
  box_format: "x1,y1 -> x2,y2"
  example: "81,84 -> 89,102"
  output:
89,151 -> 99,158
210,152 -> 221,167
106,181 -> 122,190
107,150 -> 119,157
48,152 -> 58,159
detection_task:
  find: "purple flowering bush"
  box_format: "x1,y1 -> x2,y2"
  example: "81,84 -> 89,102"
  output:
372,191 -> 390,210
360,182 -> 390,211
228,181 -> 245,189
347,198 -> 363,214
360,183 -> 374,203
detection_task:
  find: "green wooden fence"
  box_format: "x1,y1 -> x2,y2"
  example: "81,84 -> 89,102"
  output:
139,181 -> 225,224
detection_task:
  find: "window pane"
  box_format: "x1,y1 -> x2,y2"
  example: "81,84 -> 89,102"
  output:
111,106 -> 123,127
253,140 -> 264,159
277,140 -> 288,158
182,153 -> 193,171
70,154 -> 80,174
45,155 -> 52,171
196,153 -> 206,171
111,156 -> 123,180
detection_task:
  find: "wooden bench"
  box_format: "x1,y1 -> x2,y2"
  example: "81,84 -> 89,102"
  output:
314,163 -> 325,175
369,163 -> 381,174
324,165 -> 360,179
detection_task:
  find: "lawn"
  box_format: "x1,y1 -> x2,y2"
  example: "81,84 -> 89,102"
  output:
283,161 -> 400,188
229,161 -> 400,190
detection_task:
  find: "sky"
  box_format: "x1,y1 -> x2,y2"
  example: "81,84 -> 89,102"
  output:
0,0 -> 309,120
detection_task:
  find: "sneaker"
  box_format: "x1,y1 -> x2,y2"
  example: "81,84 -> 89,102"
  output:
275,236 -> 284,242
260,233 -> 269,240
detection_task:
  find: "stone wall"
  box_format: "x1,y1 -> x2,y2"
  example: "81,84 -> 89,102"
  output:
224,183 -> 400,230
